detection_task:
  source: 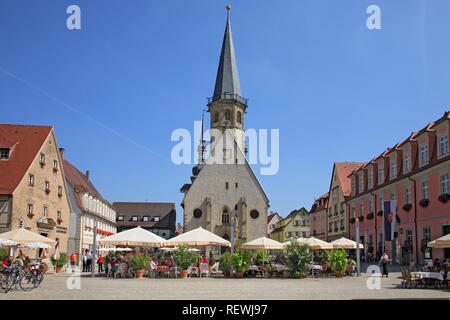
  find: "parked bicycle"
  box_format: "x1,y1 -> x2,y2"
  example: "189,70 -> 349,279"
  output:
0,259 -> 41,293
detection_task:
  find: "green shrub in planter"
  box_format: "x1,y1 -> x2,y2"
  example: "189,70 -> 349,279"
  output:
126,253 -> 151,270
284,242 -> 311,278
0,247 -> 8,261
219,252 -> 233,273
231,251 -> 251,273
51,252 -> 68,268
172,245 -> 199,270
330,249 -> 347,275
255,250 -> 270,267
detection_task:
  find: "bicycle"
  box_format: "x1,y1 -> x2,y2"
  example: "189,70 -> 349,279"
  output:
0,261 -> 39,293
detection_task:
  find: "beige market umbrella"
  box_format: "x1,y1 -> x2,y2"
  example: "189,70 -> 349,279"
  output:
427,233 -> 450,249
0,228 -> 56,245
282,238 -> 304,246
241,237 -> 284,250
297,237 -> 333,250
330,237 -> 364,249
97,226 -> 165,247
165,227 -> 230,247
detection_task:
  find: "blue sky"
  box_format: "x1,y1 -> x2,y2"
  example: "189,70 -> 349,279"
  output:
1,0 -> 450,223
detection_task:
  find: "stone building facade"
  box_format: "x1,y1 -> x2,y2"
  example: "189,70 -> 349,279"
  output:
0,125 -> 71,253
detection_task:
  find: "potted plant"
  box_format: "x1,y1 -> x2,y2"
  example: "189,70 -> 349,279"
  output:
219,251 -> 233,277
367,212 -> 374,220
419,198 -> 430,207
255,250 -> 271,275
377,210 -> 383,217
231,251 -> 251,278
358,215 -> 364,222
57,217 -> 63,225
330,249 -> 347,277
51,252 -> 68,273
283,242 -> 311,279
438,193 -> 450,203
127,253 -> 151,278
172,245 -> 199,278
403,203 -> 412,212
0,247 -> 8,264
350,217 -> 356,224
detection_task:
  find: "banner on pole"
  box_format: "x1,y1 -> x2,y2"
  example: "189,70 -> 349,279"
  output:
383,200 -> 397,241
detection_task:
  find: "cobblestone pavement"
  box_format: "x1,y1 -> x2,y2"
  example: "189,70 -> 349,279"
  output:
0,271 -> 449,300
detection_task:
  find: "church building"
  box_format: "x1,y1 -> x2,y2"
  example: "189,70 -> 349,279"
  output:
180,8 -> 270,244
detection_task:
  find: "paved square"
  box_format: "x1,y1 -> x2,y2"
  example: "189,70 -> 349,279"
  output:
1,271 -> 449,300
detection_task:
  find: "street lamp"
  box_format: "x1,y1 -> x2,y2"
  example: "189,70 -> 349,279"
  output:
355,217 -> 361,277
91,219 -> 97,278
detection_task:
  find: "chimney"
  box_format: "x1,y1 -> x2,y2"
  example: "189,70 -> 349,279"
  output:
85,170 -> 90,181
59,148 -> 65,161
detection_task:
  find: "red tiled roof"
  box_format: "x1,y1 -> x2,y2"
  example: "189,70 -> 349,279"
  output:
0,124 -> 52,195
334,162 -> 365,196
63,159 -> 112,210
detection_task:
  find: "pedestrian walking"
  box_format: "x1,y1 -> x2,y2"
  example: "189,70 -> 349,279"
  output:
379,252 -> 389,277
86,250 -> 92,272
98,254 -> 103,273
82,250 -> 87,272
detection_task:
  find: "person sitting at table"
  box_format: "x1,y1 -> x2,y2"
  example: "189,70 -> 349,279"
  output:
433,258 -> 442,272
166,254 -> 174,268
203,255 -> 209,264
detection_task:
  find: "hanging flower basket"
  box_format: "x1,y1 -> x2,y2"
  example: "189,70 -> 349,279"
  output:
403,203 -> 412,212
358,215 -> 365,222
366,212 -> 374,220
57,218 -> 63,224
438,193 -> 450,204
350,217 -> 356,224
419,199 -> 430,208
27,213 -> 35,219
377,210 -> 383,217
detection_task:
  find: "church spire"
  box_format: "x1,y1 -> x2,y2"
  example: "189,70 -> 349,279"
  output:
212,5 -> 241,99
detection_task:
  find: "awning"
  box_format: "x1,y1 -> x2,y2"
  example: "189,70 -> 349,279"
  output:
97,226 -> 165,247
241,237 -> 284,250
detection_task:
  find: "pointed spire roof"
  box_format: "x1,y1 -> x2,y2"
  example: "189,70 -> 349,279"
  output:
213,12 -> 241,98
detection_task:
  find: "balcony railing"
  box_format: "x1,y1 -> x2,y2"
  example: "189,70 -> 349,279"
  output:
208,93 -> 248,106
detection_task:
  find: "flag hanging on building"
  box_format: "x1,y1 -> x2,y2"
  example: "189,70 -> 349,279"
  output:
383,200 -> 397,241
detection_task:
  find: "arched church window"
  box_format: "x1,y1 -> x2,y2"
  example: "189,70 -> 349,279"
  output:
222,208 -> 230,224
214,112 -> 219,123
237,111 -> 242,124
250,210 -> 260,220
193,208 -> 202,218
225,109 -> 231,121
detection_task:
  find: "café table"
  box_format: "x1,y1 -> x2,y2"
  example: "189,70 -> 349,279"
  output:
410,271 -> 444,288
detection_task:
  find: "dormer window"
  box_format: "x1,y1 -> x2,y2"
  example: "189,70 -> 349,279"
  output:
403,154 -> 411,173
117,215 -> 124,221
142,216 -> 150,222
439,135 -> 449,158
131,216 -> 138,222
154,216 -> 161,222
358,175 -> 364,193
0,148 -> 10,160
390,160 -> 397,179
368,170 -> 373,189
378,164 -> 384,184
420,144 -> 429,167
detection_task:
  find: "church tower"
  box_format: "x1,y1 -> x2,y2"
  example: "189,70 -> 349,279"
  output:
207,7 -> 247,154
181,6 -> 269,247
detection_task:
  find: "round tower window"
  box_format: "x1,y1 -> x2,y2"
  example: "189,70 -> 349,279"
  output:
193,209 -> 202,218
250,210 -> 259,219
